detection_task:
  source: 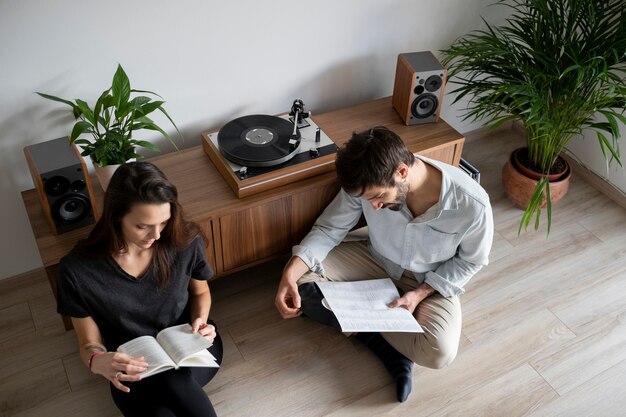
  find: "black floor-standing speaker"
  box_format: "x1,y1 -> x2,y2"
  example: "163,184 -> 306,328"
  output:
24,137 -> 99,235
392,51 -> 447,125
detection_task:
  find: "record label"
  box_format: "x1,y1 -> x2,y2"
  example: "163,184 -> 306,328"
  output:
218,115 -> 301,167
244,128 -> 274,145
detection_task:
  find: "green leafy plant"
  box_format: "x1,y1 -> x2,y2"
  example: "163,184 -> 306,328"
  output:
37,64 -> 181,166
440,0 -> 626,233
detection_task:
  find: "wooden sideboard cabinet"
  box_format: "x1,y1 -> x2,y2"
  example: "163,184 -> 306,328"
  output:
21,96 -> 464,329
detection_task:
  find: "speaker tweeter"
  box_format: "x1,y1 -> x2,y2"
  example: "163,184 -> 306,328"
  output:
24,137 -> 99,235
392,51 -> 447,125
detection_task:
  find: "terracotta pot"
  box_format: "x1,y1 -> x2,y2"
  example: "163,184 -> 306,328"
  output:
511,148 -> 568,181
501,151 -> 571,210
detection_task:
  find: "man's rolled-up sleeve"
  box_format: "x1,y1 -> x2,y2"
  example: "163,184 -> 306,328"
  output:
293,189 -> 363,275
425,202 -> 494,297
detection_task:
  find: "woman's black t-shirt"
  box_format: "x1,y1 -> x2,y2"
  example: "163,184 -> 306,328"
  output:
57,236 -> 212,351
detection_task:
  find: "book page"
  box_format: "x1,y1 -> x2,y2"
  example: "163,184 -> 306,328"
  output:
156,324 -> 214,365
316,278 -> 423,333
179,348 -> 219,368
117,335 -> 175,378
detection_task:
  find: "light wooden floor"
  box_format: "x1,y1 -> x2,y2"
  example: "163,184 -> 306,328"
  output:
2,128 -> 625,417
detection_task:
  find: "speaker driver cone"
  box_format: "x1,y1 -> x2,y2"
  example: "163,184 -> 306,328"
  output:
44,176 -> 71,197
424,75 -> 443,92
411,94 -> 439,119
52,194 -> 91,224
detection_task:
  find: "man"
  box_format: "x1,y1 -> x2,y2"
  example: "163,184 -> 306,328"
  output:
275,126 -> 493,402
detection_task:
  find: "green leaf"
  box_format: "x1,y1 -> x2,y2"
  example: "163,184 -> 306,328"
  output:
101,94 -> 116,109
141,121 -> 179,151
518,178 -> 550,235
597,132 -> 622,166
610,111 -> 626,127
131,88 -> 163,99
112,64 -> 131,106
75,99 -> 96,126
79,149 -> 93,157
131,116 -> 154,131
559,64 -> 581,79
158,107 -> 183,146
36,92 -> 76,108
93,89 -> 112,129
545,181 -> 552,235
137,100 -> 165,117
130,139 -> 159,151
69,121 -> 94,142
131,96 -> 152,109
115,101 -> 132,121
111,64 -> 130,101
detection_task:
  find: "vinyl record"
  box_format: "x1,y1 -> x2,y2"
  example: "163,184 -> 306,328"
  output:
218,115 -> 301,167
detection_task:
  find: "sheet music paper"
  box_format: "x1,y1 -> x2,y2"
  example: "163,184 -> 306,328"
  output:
316,279 -> 424,333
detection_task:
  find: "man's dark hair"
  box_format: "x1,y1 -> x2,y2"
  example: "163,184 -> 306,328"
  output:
335,126 -> 415,196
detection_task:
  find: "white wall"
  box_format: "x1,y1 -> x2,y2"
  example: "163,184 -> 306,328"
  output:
567,127 -> 626,195
0,0 -> 505,280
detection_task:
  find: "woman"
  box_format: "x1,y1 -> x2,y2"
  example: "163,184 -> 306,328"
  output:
57,161 -> 223,417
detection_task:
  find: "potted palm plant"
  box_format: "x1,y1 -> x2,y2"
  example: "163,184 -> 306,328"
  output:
37,64 -> 181,190
440,0 -> 626,234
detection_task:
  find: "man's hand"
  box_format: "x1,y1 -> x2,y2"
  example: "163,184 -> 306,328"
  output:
275,278 -> 301,318
388,283 -> 435,314
275,256 -> 309,319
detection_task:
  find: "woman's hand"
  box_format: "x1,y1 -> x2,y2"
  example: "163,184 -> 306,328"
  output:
91,351 -> 148,393
191,318 -> 217,344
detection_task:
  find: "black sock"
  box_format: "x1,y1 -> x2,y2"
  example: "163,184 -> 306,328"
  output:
298,282 -> 341,331
355,332 -> 413,402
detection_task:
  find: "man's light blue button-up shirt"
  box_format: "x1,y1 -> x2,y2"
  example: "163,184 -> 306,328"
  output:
293,155 -> 494,297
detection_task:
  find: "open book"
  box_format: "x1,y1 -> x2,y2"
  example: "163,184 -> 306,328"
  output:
117,323 -> 219,378
316,278 -> 424,333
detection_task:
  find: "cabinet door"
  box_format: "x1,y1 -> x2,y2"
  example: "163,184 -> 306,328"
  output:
218,199 -> 291,271
291,182 -> 340,246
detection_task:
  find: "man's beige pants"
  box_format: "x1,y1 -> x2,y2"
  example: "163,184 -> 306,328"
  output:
298,240 -> 462,369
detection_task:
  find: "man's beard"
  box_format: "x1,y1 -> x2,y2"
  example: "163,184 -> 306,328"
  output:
382,181 -> 409,211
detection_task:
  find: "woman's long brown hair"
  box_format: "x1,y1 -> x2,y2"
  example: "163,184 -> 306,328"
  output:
75,161 -> 206,287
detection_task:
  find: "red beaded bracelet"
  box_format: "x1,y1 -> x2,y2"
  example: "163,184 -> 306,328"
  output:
88,351 -> 105,372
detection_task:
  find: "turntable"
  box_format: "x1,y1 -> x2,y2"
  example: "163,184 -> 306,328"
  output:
202,100 -> 339,198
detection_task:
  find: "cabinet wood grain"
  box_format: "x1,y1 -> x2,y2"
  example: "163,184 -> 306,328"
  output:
219,199 -> 291,271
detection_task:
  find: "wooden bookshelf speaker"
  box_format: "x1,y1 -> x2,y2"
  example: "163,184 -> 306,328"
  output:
24,137 -> 99,235
392,51 -> 447,125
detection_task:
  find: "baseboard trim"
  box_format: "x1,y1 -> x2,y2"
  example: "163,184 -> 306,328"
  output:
562,153 -> 626,211
0,267 -> 46,283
